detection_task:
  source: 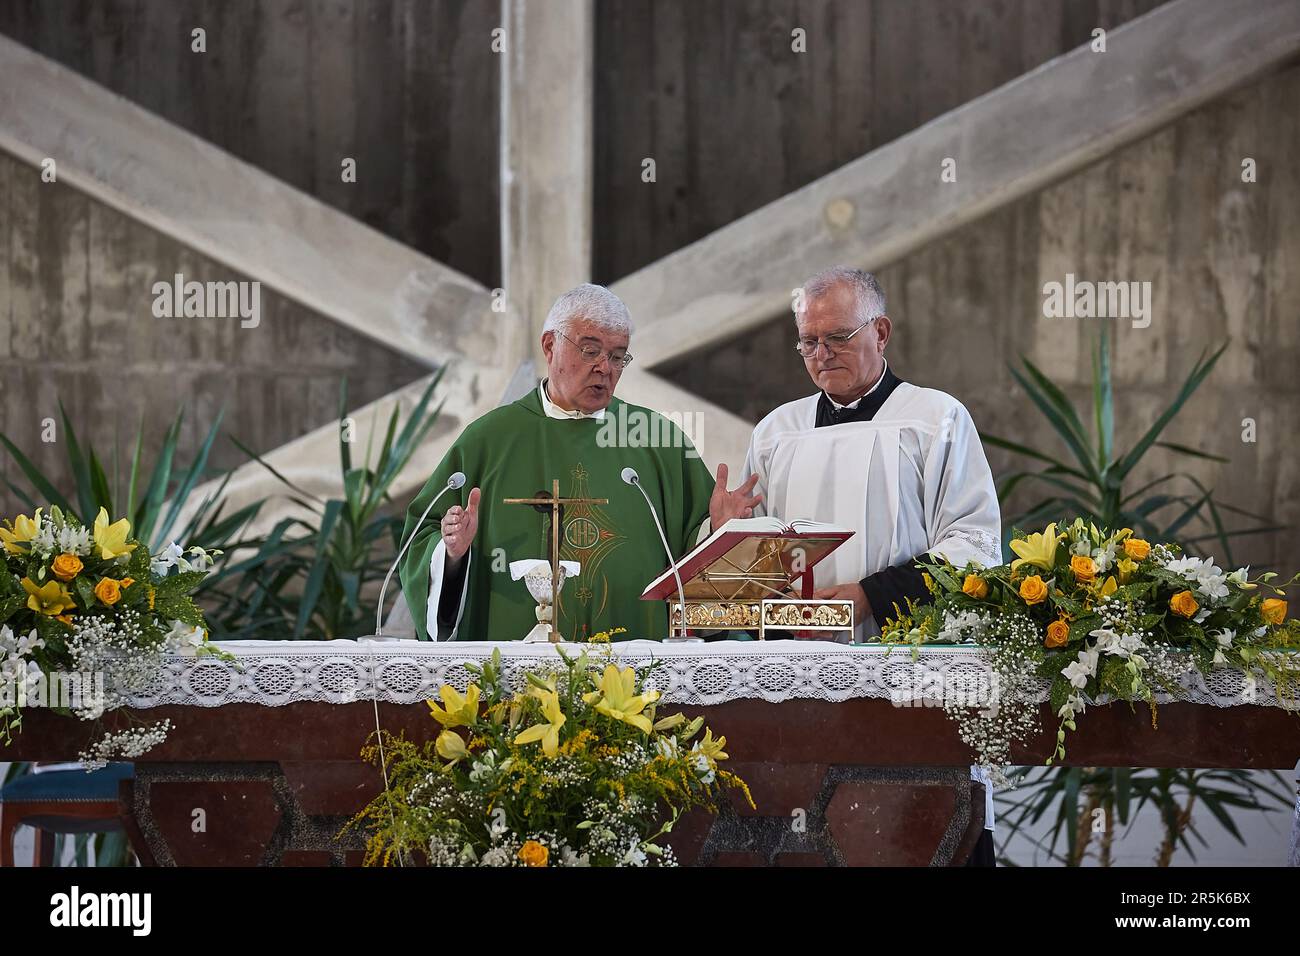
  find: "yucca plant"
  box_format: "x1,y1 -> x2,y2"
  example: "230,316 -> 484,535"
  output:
206,371 -> 446,641
1,403 -> 265,558
995,765 -> 1294,867
984,329 -> 1288,866
984,328 -> 1277,566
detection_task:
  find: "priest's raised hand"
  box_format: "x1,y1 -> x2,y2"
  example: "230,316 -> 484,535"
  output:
441,487 -> 481,567
709,462 -> 763,527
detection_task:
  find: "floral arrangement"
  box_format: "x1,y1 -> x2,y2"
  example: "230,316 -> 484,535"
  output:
0,505 -> 224,765
348,643 -> 752,866
881,519 -> 1300,773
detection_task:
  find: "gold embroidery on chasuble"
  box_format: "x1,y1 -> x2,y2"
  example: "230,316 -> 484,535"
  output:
543,463 -> 625,634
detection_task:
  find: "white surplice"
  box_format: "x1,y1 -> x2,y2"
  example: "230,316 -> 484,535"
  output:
744,376 -> 1004,833
744,379 -> 1003,640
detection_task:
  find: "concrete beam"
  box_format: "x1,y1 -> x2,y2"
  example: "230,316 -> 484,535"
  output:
500,0 -> 594,366
0,34 -> 496,367
616,369 -> 754,477
176,361 -> 516,540
612,0 -> 1300,368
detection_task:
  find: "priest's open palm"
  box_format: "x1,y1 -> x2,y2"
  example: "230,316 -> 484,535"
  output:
709,463 -> 763,527
442,487 -> 481,564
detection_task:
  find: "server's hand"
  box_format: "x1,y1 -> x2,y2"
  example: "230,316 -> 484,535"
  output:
808,583 -> 869,633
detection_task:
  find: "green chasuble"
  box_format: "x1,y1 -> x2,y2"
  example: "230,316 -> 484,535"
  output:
398,386 -> 715,641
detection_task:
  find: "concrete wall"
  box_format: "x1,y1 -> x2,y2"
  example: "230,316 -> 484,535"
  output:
0,0 -> 501,285
662,63 -> 1300,573
593,0 -> 1167,279
0,150 -> 429,498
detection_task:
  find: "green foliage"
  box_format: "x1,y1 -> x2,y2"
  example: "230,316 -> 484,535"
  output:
345,645 -> 749,866
996,766 -> 1294,867
979,330 -> 1293,866
984,329 -> 1277,566
205,372 -> 447,640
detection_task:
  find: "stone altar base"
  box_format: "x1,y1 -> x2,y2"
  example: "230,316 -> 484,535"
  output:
7,695 -> 1297,866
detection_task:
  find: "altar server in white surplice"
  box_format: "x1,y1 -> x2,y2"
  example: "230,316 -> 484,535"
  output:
742,266 -> 1003,864
744,265 -> 1003,641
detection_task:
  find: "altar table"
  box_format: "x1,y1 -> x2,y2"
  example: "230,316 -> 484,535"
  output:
5,639 -> 1297,866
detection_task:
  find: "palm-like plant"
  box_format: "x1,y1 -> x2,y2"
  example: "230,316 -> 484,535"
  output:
1,403 -> 265,557
984,329 -> 1288,866
996,765 -> 1294,867
206,371 -> 446,641
984,328 -> 1276,566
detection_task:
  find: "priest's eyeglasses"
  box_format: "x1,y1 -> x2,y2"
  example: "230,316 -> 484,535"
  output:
558,331 -> 634,368
795,316 -> 879,357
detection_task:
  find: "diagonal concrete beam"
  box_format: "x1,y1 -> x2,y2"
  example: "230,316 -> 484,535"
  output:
0,33 -> 496,367
177,360 -> 516,540
185,363 -> 752,542
612,0 -> 1300,368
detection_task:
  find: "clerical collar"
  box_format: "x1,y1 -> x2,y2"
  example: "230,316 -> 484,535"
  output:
539,380 -> 606,420
826,360 -> 890,411
815,362 -> 903,428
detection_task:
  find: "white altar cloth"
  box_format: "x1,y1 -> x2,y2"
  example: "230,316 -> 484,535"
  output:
123,639 -> 1292,710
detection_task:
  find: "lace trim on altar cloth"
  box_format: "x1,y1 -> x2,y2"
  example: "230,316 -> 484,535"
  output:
123,639 -> 1295,711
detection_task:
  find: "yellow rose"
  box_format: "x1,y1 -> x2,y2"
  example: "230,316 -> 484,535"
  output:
1123,538 -> 1151,560
1019,575 -> 1049,605
1169,590 -> 1199,618
94,577 -> 122,606
962,574 -> 989,600
1070,554 -> 1096,583
51,553 -> 84,581
1115,558 -> 1137,584
21,577 -> 76,616
1045,618 -> 1071,648
518,840 -> 549,867
1261,598 -> 1287,625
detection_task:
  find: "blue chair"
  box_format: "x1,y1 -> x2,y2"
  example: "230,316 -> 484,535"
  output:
0,763 -> 133,866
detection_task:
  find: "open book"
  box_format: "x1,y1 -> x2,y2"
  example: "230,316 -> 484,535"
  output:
640,517 -> 854,602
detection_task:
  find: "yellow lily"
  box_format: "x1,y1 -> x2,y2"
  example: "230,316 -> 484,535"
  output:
1096,575 -> 1118,598
1009,522 -> 1063,573
583,664 -> 660,734
21,576 -> 76,616
435,729 -> 468,763
1,509 -> 43,554
653,712 -> 686,732
92,507 -> 136,560
514,688 -> 566,757
694,728 -> 729,763
426,683 -> 480,728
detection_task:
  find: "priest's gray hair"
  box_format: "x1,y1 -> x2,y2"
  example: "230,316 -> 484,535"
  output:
797,266 -> 886,323
542,284 -> 634,337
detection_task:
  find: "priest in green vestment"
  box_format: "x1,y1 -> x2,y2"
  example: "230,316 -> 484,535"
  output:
398,284 -> 761,642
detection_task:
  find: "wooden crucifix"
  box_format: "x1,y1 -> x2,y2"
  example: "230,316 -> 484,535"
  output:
504,479 -> 608,641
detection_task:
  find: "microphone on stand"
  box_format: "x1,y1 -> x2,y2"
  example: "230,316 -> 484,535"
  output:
374,471 -> 467,636
622,466 -> 689,640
